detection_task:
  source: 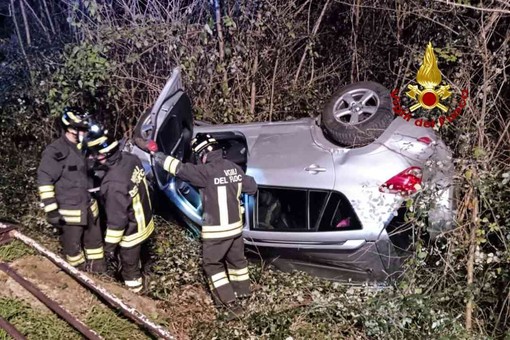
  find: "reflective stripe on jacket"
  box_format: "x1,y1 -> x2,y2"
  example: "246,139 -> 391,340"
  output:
101,152 -> 154,249
37,136 -> 92,225
163,149 -> 258,240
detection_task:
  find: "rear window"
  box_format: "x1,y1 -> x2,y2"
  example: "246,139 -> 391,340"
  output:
318,192 -> 362,231
252,187 -> 362,232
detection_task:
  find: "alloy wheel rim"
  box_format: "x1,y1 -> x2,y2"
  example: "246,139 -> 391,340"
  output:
332,88 -> 380,125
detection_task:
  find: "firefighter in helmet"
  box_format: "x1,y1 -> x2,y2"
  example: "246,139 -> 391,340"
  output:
84,123 -> 154,293
153,133 -> 258,319
37,107 -> 105,272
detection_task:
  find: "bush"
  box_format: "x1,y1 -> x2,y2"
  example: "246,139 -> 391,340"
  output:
0,0 -> 508,337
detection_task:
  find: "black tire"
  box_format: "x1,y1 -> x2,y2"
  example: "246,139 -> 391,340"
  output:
322,81 -> 394,147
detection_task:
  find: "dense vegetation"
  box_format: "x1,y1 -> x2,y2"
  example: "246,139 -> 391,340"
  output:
0,0 -> 508,338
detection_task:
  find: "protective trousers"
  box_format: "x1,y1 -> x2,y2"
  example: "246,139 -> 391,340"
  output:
203,234 -> 250,305
119,243 -> 143,292
60,204 -> 104,269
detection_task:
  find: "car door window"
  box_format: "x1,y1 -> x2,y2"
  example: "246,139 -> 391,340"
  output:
255,188 -> 308,231
157,116 -> 179,154
309,190 -> 328,229
254,188 -> 330,232
153,92 -> 193,187
318,192 -> 362,231
148,68 -> 193,190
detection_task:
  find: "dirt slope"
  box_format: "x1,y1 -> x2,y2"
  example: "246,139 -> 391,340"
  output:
0,255 -> 210,339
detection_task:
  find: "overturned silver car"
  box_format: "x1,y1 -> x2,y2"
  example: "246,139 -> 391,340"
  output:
126,68 -> 455,281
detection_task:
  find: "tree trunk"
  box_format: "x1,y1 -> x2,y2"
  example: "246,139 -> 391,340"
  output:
213,0 -> 228,93
465,191 -> 478,331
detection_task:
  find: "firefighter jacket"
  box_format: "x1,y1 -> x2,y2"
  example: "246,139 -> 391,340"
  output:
37,136 -> 97,225
101,152 -> 154,250
162,149 -> 258,240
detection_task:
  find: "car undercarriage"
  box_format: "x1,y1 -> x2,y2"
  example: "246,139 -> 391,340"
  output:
125,67 -> 455,282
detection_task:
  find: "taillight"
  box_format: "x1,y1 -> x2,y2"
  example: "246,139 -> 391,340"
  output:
379,166 -> 423,195
417,136 -> 433,145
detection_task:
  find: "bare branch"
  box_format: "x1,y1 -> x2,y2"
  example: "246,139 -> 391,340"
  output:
41,0 -> 56,34
22,0 -> 51,42
293,0 -> 331,87
435,0 -> 510,14
269,53 -> 279,122
9,0 -> 30,76
19,0 -> 30,46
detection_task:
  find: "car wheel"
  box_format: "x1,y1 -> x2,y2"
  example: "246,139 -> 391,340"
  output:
322,82 -> 393,147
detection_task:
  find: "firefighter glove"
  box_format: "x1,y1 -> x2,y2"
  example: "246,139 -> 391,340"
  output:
46,210 -> 64,226
153,152 -> 167,167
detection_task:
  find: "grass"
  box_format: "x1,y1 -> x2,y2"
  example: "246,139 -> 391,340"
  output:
85,305 -> 151,340
0,241 -> 150,339
0,240 -> 35,262
0,297 -> 79,339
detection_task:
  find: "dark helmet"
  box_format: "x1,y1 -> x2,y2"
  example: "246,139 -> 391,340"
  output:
191,133 -> 218,160
82,122 -> 119,157
61,107 -> 90,130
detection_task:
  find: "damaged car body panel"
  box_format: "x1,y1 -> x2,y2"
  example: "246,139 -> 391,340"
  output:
126,67 -> 455,282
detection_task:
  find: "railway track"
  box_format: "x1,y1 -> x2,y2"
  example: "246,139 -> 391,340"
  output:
0,222 -> 175,340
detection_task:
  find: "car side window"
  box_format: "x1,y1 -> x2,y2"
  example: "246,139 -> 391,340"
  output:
155,115 -> 178,184
309,190 -> 328,229
255,188 -> 309,231
318,192 -> 362,231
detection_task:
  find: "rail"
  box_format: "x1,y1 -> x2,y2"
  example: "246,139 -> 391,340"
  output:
0,222 -> 175,340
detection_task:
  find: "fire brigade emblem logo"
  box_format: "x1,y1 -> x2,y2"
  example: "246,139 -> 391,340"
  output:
131,166 -> 145,185
129,166 -> 145,197
406,42 -> 451,112
391,42 -> 469,128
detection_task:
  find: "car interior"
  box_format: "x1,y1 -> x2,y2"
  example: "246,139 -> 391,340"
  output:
254,188 -> 363,232
154,92 -> 193,161
192,131 -> 248,172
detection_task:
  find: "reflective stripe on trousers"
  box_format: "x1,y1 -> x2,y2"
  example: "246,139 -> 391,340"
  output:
211,271 -> 230,288
66,252 -> 85,266
228,267 -> 249,282
84,246 -> 104,260
105,228 -> 124,244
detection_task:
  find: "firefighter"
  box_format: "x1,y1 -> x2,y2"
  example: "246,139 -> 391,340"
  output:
37,107 -> 105,272
153,133 -> 258,318
83,123 -> 154,293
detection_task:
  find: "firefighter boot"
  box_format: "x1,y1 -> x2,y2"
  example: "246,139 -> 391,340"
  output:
223,301 -> 245,321
210,290 -> 224,308
75,262 -> 87,271
105,251 -> 121,278
125,276 -> 144,293
239,283 -> 262,300
88,259 -> 107,274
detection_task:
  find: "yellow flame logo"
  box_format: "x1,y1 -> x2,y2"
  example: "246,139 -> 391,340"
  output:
417,43 -> 442,89
406,42 -> 451,112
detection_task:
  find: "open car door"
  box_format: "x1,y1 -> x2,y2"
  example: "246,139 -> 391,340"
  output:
149,68 -> 203,235
144,68 -> 192,187
132,67 -> 191,166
